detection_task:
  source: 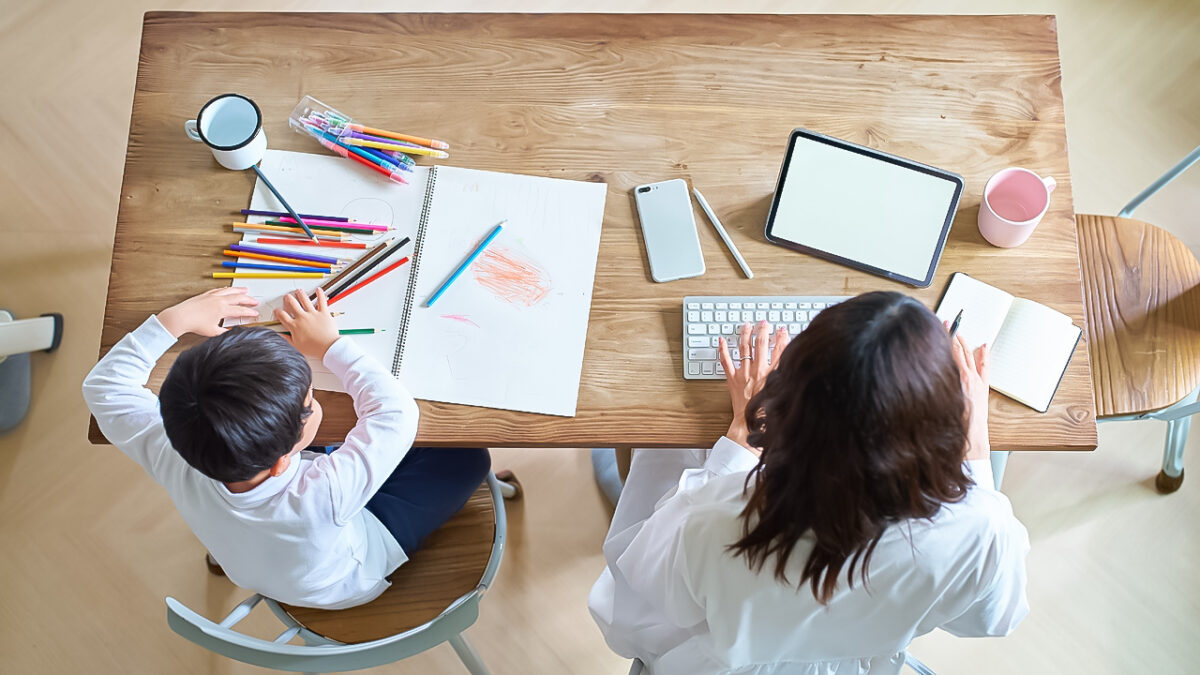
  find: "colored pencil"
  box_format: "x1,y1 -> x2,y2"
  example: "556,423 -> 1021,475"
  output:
424,221 -> 505,307
280,328 -> 384,336
254,238 -> 368,249
344,123 -> 450,150
250,165 -> 319,243
328,257 -> 410,305
241,209 -> 349,222
327,238 -> 411,299
311,239 -> 394,300
260,221 -> 391,234
213,272 -> 325,279
229,243 -> 344,265
221,261 -> 330,274
235,312 -> 344,328
342,137 -> 450,158
223,250 -> 332,269
232,223 -> 347,239
268,217 -> 389,232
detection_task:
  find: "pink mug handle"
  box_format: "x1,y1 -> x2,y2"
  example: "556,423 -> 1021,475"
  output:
1042,175 -> 1057,194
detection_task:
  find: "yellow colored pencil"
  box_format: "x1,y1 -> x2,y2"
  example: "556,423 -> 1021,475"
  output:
212,272 -> 326,279
231,223 -> 348,239
342,138 -> 450,159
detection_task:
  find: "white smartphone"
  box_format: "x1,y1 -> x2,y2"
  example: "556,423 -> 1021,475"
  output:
633,179 -> 706,282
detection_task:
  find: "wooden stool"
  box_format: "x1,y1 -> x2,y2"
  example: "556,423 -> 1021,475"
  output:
166,474 -> 510,674
1076,214 -> 1200,492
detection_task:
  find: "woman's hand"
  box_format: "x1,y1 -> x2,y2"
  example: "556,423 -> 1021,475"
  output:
948,328 -> 991,461
275,288 -> 340,360
157,287 -> 260,338
717,320 -> 790,454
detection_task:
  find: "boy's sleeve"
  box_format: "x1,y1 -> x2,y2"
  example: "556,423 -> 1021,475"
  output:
81,315 -> 179,481
314,337 -> 420,525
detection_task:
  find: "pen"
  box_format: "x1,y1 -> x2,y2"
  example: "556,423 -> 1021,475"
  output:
425,220 -> 506,307
948,309 -> 964,337
692,187 -> 754,279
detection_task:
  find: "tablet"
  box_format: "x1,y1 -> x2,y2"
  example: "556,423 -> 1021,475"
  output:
763,129 -> 964,288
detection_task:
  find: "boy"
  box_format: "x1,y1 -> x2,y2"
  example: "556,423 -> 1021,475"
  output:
83,286 -> 491,609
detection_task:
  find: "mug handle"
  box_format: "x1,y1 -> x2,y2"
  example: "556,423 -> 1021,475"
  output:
1042,176 -> 1057,193
184,120 -> 201,142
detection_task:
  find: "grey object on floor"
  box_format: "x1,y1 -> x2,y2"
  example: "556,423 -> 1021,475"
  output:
0,351 -> 31,432
592,448 -> 624,505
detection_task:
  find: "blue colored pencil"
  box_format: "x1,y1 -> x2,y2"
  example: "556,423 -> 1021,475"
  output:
424,221 -> 506,308
222,260 -> 331,274
230,242 -> 341,265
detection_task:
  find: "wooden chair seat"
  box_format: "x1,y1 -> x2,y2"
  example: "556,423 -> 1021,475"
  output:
280,484 -> 496,644
1076,214 -> 1200,418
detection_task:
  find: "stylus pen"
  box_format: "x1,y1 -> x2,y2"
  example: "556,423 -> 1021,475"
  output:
948,309 -> 964,337
692,187 -> 753,279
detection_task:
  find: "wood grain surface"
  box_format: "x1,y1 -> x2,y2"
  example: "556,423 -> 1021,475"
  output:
91,12 -> 1096,450
281,483 -> 495,644
1077,214 -> 1200,418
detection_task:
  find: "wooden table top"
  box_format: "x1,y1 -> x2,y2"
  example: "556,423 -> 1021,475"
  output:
91,12 -> 1097,451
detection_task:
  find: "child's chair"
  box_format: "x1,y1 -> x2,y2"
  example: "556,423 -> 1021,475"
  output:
165,472 -> 512,674
1076,143 -> 1200,493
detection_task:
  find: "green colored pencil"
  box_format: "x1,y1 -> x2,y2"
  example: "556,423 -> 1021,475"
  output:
279,328 -> 385,336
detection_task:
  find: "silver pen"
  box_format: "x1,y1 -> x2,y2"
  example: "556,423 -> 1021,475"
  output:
692,187 -> 754,279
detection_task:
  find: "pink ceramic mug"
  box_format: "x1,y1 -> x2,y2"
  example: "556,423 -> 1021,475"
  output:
978,168 -> 1057,247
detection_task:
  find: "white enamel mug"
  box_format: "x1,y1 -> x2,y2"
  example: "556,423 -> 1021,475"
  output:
185,93 -> 267,170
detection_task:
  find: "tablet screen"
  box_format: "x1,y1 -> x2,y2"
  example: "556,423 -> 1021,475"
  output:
767,132 -> 961,286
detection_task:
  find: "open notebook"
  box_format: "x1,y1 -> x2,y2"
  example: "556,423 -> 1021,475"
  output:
232,150 -> 608,417
935,272 -> 1081,412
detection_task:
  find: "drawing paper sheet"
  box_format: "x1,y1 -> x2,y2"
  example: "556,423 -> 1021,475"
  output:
401,167 -> 607,416
230,150 -> 427,392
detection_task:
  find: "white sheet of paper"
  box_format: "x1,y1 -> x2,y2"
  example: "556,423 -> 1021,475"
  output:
230,150 -> 427,391
399,167 -> 608,417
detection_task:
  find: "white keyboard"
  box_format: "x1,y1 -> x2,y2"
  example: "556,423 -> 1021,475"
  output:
683,295 -> 853,379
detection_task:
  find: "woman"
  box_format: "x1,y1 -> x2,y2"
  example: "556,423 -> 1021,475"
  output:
589,291 -> 1029,674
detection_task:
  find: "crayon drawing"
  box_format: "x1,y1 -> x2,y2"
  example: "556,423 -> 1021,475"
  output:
470,247 -> 552,307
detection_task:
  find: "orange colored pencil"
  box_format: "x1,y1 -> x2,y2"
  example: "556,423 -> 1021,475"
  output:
222,250 -> 332,269
346,123 -> 449,150
231,223 -> 349,238
329,257 -> 410,305
254,238 -> 369,249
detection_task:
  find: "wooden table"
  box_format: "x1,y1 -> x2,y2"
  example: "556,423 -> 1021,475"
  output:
92,12 -> 1097,451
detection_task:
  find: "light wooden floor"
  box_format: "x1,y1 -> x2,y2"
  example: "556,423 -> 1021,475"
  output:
1,1 -> 1198,673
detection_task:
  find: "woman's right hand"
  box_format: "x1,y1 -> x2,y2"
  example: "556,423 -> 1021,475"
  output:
718,321 -> 790,454
949,329 -> 991,461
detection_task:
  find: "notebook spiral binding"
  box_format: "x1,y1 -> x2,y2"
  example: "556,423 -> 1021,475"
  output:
391,166 -> 437,376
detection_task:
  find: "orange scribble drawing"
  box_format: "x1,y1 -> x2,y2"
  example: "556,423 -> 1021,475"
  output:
471,247 -> 552,307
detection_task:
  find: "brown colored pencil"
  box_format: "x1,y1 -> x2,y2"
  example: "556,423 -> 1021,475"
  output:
309,239 -> 393,300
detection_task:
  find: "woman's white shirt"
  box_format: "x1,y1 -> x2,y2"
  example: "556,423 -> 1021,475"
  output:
588,438 -> 1030,675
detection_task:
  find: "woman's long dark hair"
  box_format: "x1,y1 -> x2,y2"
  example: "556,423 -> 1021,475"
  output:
727,291 -> 973,604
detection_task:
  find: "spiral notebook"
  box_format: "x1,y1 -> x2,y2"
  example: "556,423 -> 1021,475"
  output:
234,150 -> 608,417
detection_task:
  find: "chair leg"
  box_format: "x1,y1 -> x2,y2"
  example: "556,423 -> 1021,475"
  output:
990,451 -> 1010,491
448,633 -> 489,675
494,470 -> 522,500
1156,415 -> 1190,494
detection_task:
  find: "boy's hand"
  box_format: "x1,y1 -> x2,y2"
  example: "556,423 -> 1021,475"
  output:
275,288 -> 339,360
158,287 -> 260,338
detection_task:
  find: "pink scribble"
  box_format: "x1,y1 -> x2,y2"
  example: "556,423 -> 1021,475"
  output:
471,247 -> 552,307
440,314 -> 480,328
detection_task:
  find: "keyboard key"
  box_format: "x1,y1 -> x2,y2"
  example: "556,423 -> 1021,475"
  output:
770,302 -> 783,309
715,302 -> 728,309
720,323 -> 734,335
688,362 -> 700,375
701,361 -> 715,375
689,348 -> 718,360
701,302 -> 714,310
708,324 -> 720,334
687,311 -> 700,322
801,321 -> 810,330
688,336 -> 709,347
797,302 -> 812,309
784,302 -> 797,309
729,302 -> 742,309
789,323 -> 802,334
755,311 -> 767,321
687,302 -> 700,309
813,302 -> 826,309
715,311 -> 727,322
711,336 -> 721,348
742,311 -> 754,322
701,311 -> 714,322
768,311 -> 781,322
688,324 -> 707,334
782,310 -> 794,322
756,302 -> 769,309
715,362 -> 725,375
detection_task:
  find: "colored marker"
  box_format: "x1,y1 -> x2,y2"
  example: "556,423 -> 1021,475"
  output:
424,221 -> 506,307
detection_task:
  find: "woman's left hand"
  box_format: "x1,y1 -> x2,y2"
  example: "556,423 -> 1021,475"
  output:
718,320 -> 790,453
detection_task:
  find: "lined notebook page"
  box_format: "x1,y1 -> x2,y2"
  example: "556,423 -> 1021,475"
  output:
233,150 -> 429,392
989,299 -> 1082,412
934,272 -> 1014,349
399,167 -> 607,416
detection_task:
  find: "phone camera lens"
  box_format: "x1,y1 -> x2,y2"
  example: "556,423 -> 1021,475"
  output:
637,186 -> 651,193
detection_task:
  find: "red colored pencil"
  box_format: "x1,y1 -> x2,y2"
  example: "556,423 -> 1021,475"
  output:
345,151 -> 409,185
255,238 -> 369,249
329,257 -> 410,304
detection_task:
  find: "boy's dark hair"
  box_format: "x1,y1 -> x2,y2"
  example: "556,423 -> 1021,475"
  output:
159,327 -> 313,483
